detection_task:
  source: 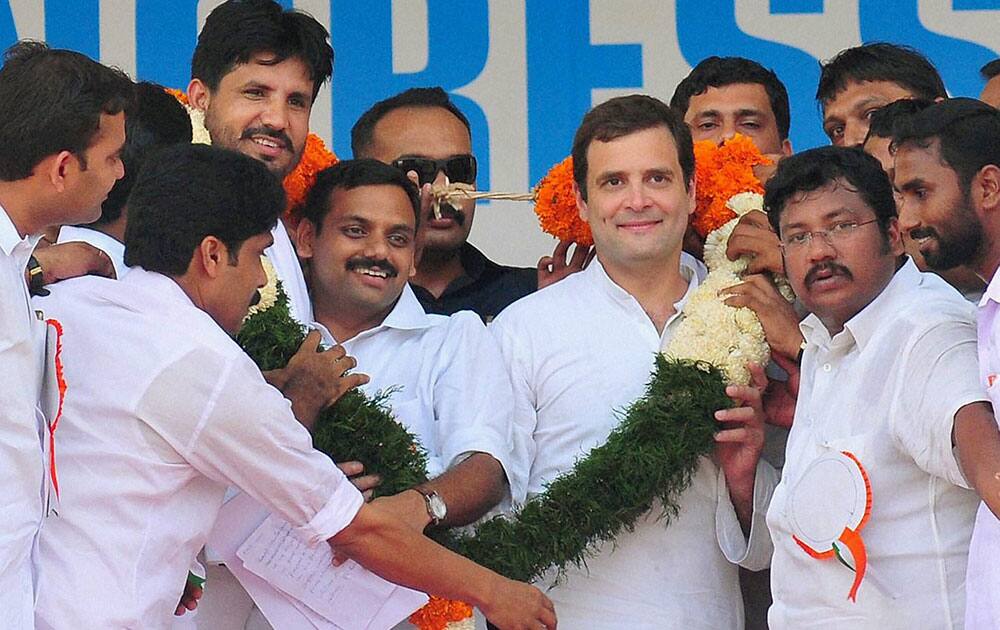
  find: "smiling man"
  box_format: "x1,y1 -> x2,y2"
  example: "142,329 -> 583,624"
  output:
762,146 -> 996,628
491,95 -> 776,628
186,0 -> 331,326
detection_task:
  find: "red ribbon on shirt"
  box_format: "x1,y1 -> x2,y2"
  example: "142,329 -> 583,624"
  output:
45,318 -> 66,499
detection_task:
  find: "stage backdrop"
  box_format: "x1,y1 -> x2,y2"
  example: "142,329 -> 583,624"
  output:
6,0 -> 999,266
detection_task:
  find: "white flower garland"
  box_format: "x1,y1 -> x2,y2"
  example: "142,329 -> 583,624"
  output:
245,256 -> 279,320
664,192 -> 792,386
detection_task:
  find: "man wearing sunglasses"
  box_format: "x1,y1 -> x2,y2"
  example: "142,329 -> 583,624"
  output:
352,87 -> 589,322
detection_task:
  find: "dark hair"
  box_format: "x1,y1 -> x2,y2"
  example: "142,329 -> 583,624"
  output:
816,43 -> 946,106
351,87 -> 472,158
864,97 -> 933,141
981,59 -> 1000,81
0,40 -> 133,181
301,159 -> 421,232
669,56 -> 791,140
124,144 -> 285,275
571,94 -> 694,201
93,82 -> 192,226
191,0 -> 332,100
892,97 -> 1000,193
764,146 -> 897,238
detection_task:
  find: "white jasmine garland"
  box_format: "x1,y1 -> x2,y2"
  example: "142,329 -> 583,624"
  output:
245,256 -> 279,319
665,192 -> 792,386
185,105 -> 212,145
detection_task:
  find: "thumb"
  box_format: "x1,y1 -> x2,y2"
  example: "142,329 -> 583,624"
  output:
297,329 -> 322,354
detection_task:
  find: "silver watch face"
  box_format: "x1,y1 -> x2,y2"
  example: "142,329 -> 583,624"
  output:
427,492 -> 447,520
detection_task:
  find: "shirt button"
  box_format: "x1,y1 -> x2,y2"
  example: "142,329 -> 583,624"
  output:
823,363 -> 832,372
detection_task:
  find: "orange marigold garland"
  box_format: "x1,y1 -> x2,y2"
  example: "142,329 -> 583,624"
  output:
692,134 -> 771,238
533,156 -> 592,246
408,596 -> 475,630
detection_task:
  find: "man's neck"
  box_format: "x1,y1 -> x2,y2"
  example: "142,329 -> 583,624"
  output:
88,219 -> 126,243
0,183 -> 47,238
313,296 -> 395,344
413,246 -> 465,298
974,234 -> 1000,286
600,252 -> 689,335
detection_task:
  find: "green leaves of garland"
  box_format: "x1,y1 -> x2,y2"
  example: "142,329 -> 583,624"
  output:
239,284 -> 727,584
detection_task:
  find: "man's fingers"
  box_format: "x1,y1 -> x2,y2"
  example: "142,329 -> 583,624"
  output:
714,427 -> 751,443
335,354 -> 357,372
298,329 -> 322,354
336,373 -> 370,396
323,343 -> 347,360
552,239 -> 571,262
747,362 -> 768,390
771,350 -> 799,375
337,460 -> 364,476
350,473 -> 382,493
536,256 -> 553,273
568,243 -> 590,268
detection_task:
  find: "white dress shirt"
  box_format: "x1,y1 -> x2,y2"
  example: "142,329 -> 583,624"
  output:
32,269 -> 363,629
490,256 -> 777,630
57,225 -> 128,279
767,259 -> 984,629
965,268 -> 1000,628
266,221 -> 312,326
315,283 -> 518,495
0,206 -> 44,630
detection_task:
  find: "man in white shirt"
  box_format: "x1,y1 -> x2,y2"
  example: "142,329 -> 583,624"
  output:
58,81 -> 193,279
186,0 -> 327,326
490,94 -> 776,629
763,145 -> 997,627
33,143 -> 555,630
0,41 -> 131,629
891,97 -> 1000,627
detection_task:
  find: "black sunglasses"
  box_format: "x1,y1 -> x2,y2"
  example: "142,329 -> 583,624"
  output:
391,155 -> 477,186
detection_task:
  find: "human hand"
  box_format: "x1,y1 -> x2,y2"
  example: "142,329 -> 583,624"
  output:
280,331 -> 369,429
32,241 -> 116,284
174,575 -> 204,616
725,210 -> 783,275
537,240 -> 593,289
480,578 -> 557,630
337,461 -> 381,502
721,274 -> 802,360
763,352 -> 800,429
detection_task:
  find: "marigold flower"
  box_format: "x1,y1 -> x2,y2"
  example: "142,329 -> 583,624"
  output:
691,135 -> 770,238
408,596 -> 474,630
533,156 -> 592,246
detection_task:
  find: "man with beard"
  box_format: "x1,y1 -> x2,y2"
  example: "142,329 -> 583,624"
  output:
351,87 -> 589,322
762,145 -> 1000,628
891,97 -> 1000,626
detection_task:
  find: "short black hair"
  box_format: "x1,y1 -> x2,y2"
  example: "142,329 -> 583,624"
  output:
0,40 -> 133,181
191,0 -> 332,100
351,87 -> 472,158
816,43 -> 946,107
93,82 -> 192,226
892,97 -> 1000,193
124,144 -> 285,275
981,59 -> 1000,81
571,94 -> 694,201
301,159 -> 421,233
669,56 -> 791,140
864,97 -> 933,141
765,146 -> 897,238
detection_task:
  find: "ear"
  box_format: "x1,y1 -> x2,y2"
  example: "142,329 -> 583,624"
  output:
187,78 -> 211,112
781,138 -> 793,157
46,151 -> 76,192
686,175 -> 697,216
575,181 -> 589,223
196,236 -> 229,279
885,216 -> 905,257
295,219 -> 317,259
977,164 -> 1000,215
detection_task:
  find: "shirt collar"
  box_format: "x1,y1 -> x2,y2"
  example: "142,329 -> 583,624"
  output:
312,284 -> 433,345
981,265 -> 1000,308
0,204 -> 36,256
121,267 -> 197,312
800,257 -> 922,351
588,252 -> 703,310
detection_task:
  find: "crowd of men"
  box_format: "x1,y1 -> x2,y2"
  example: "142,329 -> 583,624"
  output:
5,1 -> 1000,629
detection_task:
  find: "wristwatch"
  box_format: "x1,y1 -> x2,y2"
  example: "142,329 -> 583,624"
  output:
412,486 -> 447,526
27,255 -> 48,296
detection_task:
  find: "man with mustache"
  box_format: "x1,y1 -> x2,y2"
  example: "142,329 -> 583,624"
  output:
762,146 -> 1000,627
890,97 -> 1000,626
352,87 -> 589,322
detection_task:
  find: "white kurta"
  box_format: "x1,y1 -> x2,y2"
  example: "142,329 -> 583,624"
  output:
0,206 -> 44,630
57,225 -> 128,279
31,269 -> 363,629
965,268 -> 1000,628
266,221 -> 312,326
767,260 -> 984,629
490,256 -> 777,630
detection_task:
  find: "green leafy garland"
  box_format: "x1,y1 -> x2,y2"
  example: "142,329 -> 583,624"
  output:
238,286 -> 728,582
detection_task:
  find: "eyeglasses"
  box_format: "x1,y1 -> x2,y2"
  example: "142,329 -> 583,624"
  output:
391,155 -> 477,186
779,219 -> 879,252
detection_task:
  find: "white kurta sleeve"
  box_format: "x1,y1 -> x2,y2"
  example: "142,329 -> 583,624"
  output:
715,458 -> 778,571
890,319 -> 989,489
135,348 -> 363,545
432,311 -> 519,503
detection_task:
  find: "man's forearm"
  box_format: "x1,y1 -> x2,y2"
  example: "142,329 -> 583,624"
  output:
421,452 -> 506,527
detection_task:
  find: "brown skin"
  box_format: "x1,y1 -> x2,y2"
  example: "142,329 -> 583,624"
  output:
822,80 -> 915,148
981,75 -> 1000,109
